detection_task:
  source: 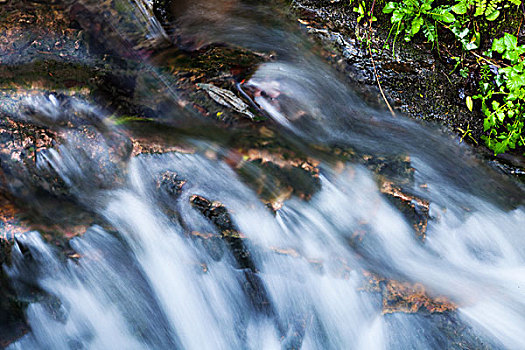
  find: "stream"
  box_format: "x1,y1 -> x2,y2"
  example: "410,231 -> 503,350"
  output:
2,0 -> 525,349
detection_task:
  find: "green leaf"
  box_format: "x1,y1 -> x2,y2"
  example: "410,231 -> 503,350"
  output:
383,2 -> 397,13
507,75 -> 525,90
504,50 -> 520,63
391,9 -> 405,23
458,28 -> 470,39
485,9 -> 500,21
423,21 -> 436,42
466,96 -> 474,111
493,140 -> 509,154
495,73 -> 506,87
518,46 -> 525,56
503,33 -> 518,49
474,0 -> 486,16
440,11 -> 456,23
452,2 -> 468,14
484,117 -> 492,131
492,38 -> 505,53
421,0 -> 433,11
465,31 -> 480,50
411,16 -> 424,35
508,89 -> 525,100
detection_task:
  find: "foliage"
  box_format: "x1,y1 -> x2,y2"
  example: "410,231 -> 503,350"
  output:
383,0 -> 455,50
452,0 -> 521,21
449,21 -> 480,51
380,0 -> 523,155
473,33 -> 525,155
381,0 -> 520,52
354,1 -> 377,25
352,0 -> 378,42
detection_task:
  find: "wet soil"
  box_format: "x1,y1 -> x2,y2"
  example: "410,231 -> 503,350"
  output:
289,0 -> 525,178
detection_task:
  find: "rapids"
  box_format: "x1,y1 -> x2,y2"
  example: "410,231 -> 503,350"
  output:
2,0 -> 524,349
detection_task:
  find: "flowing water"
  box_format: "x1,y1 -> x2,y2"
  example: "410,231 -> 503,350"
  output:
3,0 -> 525,349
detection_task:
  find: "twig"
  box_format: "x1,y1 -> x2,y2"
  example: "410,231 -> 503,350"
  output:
367,0 -> 396,117
519,1 -> 525,36
368,45 -> 396,117
516,13 -> 523,37
470,51 -> 505,68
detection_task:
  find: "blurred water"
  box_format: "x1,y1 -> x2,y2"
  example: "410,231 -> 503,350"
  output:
3,0 -> 525,349
6,148 -> 525,349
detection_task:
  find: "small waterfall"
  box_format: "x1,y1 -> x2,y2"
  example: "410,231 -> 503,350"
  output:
5,149 -> 524,349
2,0 -> 524,349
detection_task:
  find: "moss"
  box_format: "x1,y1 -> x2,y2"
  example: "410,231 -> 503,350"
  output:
158,45 -> 264,81
0,61 -> 96,90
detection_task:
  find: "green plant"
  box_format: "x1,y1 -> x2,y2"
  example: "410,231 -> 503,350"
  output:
457,122 -> 479,144
383,0 -> 455,55
352,0 -> 378,42
354,1 -> 377,24
473,33 -> 525,155
449,56 -> 471,78
452,0 -> 521,21
449,22 -> 480,51
380,0 -> 524,155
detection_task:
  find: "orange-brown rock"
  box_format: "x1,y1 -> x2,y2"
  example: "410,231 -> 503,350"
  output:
361,271 -> 457,314
379,180 -> 430,240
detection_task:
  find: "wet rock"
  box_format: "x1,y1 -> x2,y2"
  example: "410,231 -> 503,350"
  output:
153,44 -> 266,125
242,269 -> 272,315
332,150 -> 430,240
0,117 -> 130,202
0,115 -> 66,198
190,231 -> 225,262
189,195 -> 255,271
237,158 -> 321,210
69,0 -> 170,57
152,0 -> 175,28
384,311 -> 495,349
379,181 -> 430,241
52,125 -> 131,189
0,190 -> 103,259
156,170 -> 186,197
381,280 -> 456,314
224,146 -> 320,210
0,295 -> 28,349
362,154 -> 415,184
0,196 -> 31,263
0,196 -> 30,348
131,136 -> 196,156
156,45 -> 265,83
0,1 -> 88,65
361,272 -> 457,314
189,195 -> 277,317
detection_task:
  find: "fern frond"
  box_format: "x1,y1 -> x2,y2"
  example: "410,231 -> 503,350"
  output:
475,0 -> 487,16
486,0 -> 501,15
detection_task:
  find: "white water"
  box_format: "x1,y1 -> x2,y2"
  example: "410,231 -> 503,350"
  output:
5,147 -> 525,349
3,0 -> 525,349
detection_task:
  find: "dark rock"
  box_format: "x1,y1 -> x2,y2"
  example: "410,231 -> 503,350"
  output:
189,195 -> 256,272
157,170 -> 186,198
